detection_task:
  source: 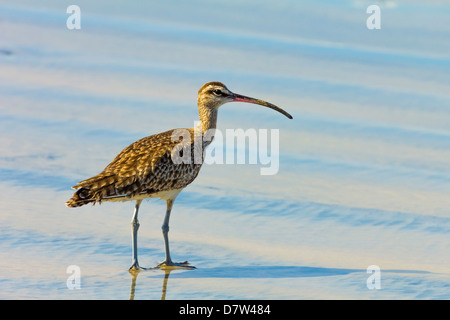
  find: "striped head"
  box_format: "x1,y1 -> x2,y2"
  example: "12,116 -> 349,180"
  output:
197,81 -> 293,119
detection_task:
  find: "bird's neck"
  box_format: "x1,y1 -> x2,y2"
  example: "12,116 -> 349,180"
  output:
197,103 -> 218,133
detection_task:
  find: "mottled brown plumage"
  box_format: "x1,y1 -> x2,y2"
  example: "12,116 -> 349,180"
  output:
65,81 -> 292,270
66,128 -> 204,207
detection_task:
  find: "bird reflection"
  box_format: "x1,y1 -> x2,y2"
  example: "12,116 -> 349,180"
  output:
129,268 -> 174,300
129,270 -> 139,300
160,269 -> 171,300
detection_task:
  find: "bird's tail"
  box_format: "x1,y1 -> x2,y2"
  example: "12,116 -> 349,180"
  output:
65,187 -> 96,207
65,173 -> 118,208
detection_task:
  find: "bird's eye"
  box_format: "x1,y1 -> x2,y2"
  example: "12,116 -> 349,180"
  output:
212,89 -> 223,96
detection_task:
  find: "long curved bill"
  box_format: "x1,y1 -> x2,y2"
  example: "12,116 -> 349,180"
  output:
231,93 -> 293,119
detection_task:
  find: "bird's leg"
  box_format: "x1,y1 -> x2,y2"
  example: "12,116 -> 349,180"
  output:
158,199 -> 195,269
161,199 -> 173,264
129,199 -> 143,271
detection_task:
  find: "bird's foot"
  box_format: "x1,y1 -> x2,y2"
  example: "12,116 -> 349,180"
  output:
157,260 -> 196,270
129,262 -> 148,273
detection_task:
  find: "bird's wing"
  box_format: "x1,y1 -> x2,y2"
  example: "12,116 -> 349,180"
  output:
70,128 -> 201,202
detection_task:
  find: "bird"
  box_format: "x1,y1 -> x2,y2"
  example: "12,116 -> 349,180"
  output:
66,81 -> 293,271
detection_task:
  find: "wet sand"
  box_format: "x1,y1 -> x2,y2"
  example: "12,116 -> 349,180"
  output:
0,0 -> 449,299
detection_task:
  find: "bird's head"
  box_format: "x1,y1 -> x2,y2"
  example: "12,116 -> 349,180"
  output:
197,81 -> 293,119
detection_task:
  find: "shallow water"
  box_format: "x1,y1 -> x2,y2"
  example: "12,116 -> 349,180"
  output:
0,0 -> 449,299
